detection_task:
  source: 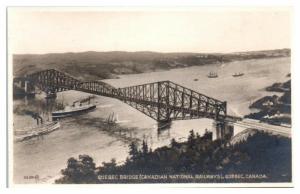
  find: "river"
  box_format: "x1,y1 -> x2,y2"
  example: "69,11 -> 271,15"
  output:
12,57 -> 290,184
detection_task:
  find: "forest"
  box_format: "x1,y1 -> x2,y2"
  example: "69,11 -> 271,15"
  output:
55,129 -> 291,184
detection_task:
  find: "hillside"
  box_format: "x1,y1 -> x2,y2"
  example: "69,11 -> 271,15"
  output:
13,49 -> 290,80
55,130 -> 291,183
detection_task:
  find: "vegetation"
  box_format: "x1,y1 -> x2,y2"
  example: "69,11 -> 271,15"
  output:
245,79 -> 291,125
56,130 -> 291,184
55,155 -> 98,184
266,79 -> 291,92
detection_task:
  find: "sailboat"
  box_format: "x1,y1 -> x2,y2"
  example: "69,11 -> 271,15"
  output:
106,112 -> 118,124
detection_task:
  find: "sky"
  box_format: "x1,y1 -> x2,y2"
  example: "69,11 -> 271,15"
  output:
8,7 -> 291,54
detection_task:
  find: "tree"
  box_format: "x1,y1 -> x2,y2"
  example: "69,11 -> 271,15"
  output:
55,155 -> 98,184
188,129 -> 196,148
170,138 -> 179,148
78,155 -> 97,182
142,140 -> 149,155
101,158 -> 117,173
103,158 -> 116,168
58,157 -> 81,183
129,142 -> 139,160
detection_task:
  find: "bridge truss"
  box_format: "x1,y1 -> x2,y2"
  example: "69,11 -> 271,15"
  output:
15,69 -> 227,122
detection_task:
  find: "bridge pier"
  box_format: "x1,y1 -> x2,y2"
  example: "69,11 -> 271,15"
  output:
157,120 -> 172,130
212,120 -> 234,141
13,79 -> 35,98
24,80 -> 28,93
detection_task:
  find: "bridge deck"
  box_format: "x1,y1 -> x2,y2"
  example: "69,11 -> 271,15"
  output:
234,118 -> 291,138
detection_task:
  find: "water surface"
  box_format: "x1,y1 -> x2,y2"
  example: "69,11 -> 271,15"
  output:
13,57 -> 290,183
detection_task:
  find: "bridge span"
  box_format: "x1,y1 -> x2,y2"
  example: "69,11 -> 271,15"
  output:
16,69 -> 290,140
14,69 -> 232,121
232,118 -> 291,138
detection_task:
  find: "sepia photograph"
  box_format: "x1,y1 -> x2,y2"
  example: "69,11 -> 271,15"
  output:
7,7 -> 292,186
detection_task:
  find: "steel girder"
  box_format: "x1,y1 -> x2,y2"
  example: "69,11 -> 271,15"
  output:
115,81 -> 227,121
18,69 -> 227,122
26,69 -> 81,93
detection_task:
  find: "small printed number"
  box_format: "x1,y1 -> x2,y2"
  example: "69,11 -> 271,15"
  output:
24,175 -> 39,179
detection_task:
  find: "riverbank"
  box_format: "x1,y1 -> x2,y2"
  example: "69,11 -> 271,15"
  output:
245,78 -> 291,125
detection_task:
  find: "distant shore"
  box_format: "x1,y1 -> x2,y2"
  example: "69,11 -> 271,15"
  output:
13,49 -> 290,80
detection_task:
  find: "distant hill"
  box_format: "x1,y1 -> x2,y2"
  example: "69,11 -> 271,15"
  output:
13,49 -> 290,80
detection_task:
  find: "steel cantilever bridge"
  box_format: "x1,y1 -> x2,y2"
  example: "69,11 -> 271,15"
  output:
15,69 -> 233,123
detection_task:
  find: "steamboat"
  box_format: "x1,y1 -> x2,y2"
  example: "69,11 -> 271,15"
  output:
232,72 -> 244,77
52,103 -> 96,120
14,121 -> 60,142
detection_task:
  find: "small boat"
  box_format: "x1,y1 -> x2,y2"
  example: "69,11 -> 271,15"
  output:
207,72 -> 218,78
14,121 -> 60,142
52,103 -> 96,120
232,72 -> 244,77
